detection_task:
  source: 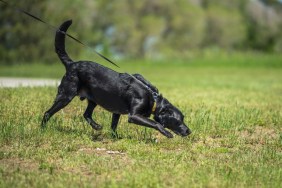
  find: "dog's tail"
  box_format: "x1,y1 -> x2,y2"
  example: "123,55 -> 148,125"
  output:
55,20 -> 73,69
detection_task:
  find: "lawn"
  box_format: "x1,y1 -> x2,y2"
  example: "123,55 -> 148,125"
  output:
0,53 -> 282,187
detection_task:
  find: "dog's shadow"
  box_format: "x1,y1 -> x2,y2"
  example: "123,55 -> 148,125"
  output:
90,131 -> 159,144
48,122 -> 159,143
90,131 -> 126,142
90,132 -> 109,142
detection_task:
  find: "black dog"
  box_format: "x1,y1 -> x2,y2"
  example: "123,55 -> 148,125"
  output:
42,20 -> 191,138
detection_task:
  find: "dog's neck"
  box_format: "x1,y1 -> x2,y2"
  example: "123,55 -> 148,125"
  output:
152,96 -> 163,117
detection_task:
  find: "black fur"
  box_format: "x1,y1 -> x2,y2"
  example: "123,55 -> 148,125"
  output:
41,20 -> 191,138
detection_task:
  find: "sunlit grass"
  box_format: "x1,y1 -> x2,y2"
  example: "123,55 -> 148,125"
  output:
0,56 -> 282,187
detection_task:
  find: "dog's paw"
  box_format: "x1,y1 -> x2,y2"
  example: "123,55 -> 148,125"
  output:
161,129 -> 173,138
165,131 -> 174,138
158,126 -> 173,138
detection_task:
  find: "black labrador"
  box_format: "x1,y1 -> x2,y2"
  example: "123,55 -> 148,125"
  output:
41,20 -> 191,138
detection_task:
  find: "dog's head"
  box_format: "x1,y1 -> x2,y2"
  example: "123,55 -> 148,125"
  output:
154,96 -> 191,137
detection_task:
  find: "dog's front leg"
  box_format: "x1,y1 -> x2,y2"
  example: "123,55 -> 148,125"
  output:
128,114 -> 173,138
83,100 -> 102,130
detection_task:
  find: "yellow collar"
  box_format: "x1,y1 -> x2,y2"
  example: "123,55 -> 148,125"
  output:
151,101 -> 157,114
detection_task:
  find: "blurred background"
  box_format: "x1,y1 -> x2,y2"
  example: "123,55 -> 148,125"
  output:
0,0 -> 282,64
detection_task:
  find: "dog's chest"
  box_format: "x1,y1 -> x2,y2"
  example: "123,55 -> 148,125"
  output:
78,88 -> 129,114
79,89 -> 90,99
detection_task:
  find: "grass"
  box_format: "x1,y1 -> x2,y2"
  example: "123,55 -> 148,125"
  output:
0,53 -> 282,187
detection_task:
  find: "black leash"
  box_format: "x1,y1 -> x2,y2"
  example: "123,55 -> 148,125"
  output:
0,0 -> 160,104
0,0 -> 120,68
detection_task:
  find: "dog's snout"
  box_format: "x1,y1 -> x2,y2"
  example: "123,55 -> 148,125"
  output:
181,129 -> 190,137
186,129 -> 192,135
178,124 -> 191,137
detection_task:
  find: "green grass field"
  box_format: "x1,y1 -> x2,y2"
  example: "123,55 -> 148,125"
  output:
0,54 -> 282,187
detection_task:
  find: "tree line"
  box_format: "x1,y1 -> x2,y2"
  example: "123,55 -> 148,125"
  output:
0,0 -> 282,64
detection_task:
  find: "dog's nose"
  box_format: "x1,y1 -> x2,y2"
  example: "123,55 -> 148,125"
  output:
181,128 -> 191,137
185,129 -> 192,136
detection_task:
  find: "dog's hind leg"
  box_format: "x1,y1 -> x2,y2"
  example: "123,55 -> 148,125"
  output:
42,97 -> 74,127
111,113 -> 121,137
83,100 -> 102,130
41,76 -> 78,127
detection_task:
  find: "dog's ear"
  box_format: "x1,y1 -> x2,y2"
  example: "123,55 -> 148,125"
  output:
159,105 -> 173,116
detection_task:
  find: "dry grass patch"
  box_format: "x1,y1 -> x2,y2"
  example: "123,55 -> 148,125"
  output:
238,126 -> 281,149
0,158 -> 38,172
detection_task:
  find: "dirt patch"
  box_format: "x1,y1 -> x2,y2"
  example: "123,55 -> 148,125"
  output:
238,126 -> 281,149
62,147 -> 130,178
0,158 -> 39,172
193,136 -> 227,149
0,145 -> 131,179
77,147 -> 126,155
192,127 -> 280,149
239,126 -> 279,140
